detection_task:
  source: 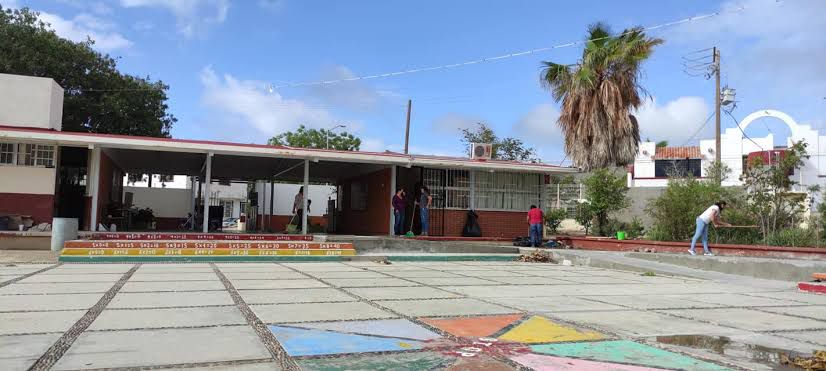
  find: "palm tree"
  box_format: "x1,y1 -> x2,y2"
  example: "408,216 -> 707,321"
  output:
541,23 -> 663,170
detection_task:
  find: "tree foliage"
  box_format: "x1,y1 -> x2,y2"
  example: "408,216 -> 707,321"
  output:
267,125 -> 361,151
0,7 -> 175,137
460,122 -> 539,162
541,23 -> 662,170
581,168 -> 630,236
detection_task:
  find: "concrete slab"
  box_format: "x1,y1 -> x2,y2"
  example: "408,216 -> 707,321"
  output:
165,362 -> 280,371
305,271 -> 388,279
774,330 -> 826,346
760,305 -> 826,321
499,316 -> 604,343
42,267 -> 132,275
381,270 -> 466,278
407,277 -> 500,286
58,263 -> 134,269
361,265 -> 433,271
268,325 -> 424,356
687,293 -> 797,307
450,270 -> 533,278
296,351 -> 456,371
297,319 -> 440,341
0,293 -> 103,312
0,310 -> 85,335
551,275 -> 646,284
281,263 -> 362,272
531,340 -> 728,371
582,295 -> 726,310
0,333 -> 62,371
141,263 -> 212,269
137,267 -> 216,273
120,280 -> 227,292
420,314 -> 523,337
17,273 -> 122,283
252,301 -> 395,323
378,298 -> 518,317
344,286 -> 461,300
511,353 -> 671,371
53,326 -> 271,370
550,310 -> 746,337
0,281 -> 114,294
324,278 -> 420,288
238,288 -> 356,304
0,274 -> 20,282
220,271 -> 307,280
660,308 -> 826,331
487,296 -> 626,312
230,279 -> 328,290
129,272 -> 218,281
745,291 -> 826,305
444,285 -> 576,298
482,276 -> 578,285
108,291 -> 234,309
89,306 -> 246,330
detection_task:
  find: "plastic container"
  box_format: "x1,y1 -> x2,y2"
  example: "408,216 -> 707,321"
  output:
51,218 -> 79,251
616,231 -> 626,240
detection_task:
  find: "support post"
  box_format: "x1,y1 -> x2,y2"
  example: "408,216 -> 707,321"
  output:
302,159 -> 309,234
404,99 -> 412,154
190,176 -> 196,230
269,179 -> 275,232
88,146 -> 101,231
202,153 -> 213,233
556,183 -> 561,209
389,165 -> 397,236
714,47 -> 722,184
469,170 -> 476,210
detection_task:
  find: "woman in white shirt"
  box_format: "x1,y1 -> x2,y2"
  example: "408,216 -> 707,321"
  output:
689,201 -> 731,256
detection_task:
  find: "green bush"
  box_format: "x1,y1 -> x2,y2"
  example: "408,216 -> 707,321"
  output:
604,217 -> 645,239
544,208 -> 568,235
765,228 -> 817,247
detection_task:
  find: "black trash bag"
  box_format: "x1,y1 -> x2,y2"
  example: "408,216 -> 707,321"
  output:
512,236 -> 532,247
461,210 -> 482,237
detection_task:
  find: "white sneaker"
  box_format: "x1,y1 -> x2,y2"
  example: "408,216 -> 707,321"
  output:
688,250 -> 696,256
704,252 -> 714,256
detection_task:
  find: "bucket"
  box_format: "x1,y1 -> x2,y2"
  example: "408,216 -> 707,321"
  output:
51,217 -> 79,251
616,231 -> 626,240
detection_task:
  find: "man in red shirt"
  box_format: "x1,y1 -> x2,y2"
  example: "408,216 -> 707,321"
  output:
527,205 -> 544,247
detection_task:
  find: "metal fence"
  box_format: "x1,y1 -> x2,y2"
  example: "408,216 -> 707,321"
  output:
544,183 -> 584,218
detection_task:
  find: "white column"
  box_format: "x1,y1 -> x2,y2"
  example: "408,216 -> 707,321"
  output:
389,165 -> 397,235
302,159 -> 309,234
202,153 -> 213,233
469,170 -> 476,210
88,146 -> 101,232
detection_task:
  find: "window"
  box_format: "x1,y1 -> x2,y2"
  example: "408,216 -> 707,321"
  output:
17,144 -> 54,167
421,168 -> 542,211
654,159 -> 701,177
0,142 -> 13,164
220,200 -> 234,218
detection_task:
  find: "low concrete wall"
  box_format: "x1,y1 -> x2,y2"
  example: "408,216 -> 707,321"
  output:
626,253 -> 826,282
327,236 -> 520,254
0,232 -> 50,250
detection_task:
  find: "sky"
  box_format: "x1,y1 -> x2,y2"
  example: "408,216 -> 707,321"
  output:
2,0 -> 825,164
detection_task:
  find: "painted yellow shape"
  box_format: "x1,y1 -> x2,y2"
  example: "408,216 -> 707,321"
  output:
398,342 -> 413,348
498,316 -> 604,344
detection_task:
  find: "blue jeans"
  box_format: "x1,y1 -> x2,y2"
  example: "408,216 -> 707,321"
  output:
394,210 -> 405,235
530,223 -> 543,247
420,207 -> 429,235
690,217 -> 711,254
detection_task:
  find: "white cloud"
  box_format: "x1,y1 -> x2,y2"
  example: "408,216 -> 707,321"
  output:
120,0 -> 229,38
514,103 -> 561,140
634,96 -> 710,145
199,66 -> 341,139
309,65 -> 388,112
431,113 -> 481,134
0,0 -> 19,9
37,12 -> 132,51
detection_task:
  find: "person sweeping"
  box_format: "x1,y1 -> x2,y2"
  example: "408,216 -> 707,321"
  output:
689,201 -> 731,256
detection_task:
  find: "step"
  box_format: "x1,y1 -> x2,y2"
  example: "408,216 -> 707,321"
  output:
798,282 -> 826,295
63,240 -> 352,249
85,232 -> 313,241
60,248 -> 354,257
57,253 -> 516,263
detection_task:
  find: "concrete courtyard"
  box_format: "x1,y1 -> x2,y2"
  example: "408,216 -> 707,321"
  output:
2,260 -> 825,370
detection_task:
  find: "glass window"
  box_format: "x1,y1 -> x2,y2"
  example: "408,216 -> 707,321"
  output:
17,143 -> 34,166
0,142 -> 13,164
422,168 -> 542,211
220,200 -> 234,218
654,159 -> 701,177
16,144 -> 54,167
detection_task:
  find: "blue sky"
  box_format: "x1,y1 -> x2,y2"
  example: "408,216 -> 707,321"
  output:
3,0 -> 825,163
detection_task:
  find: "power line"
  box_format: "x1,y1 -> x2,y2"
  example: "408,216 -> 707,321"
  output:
680,112 -> 716,146
725,108 -> 764,151
269,4 -> 757,90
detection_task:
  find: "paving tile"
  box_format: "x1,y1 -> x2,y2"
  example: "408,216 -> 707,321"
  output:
0,293 -> 103,312
220,271 -> 307,280
661,308 -> 826,331
362,265 -> 433,272
238,288 -> 355,304
511,353 -> 671,371
0,333 -> 62,371
281,263 -> 363,272
378,298 -> 518,317
58,263 -> 133,269
487,296 -> 626,312
108,291 -> 234,309
688,293 -> 797,307
17,273 -> 122,283
129,272 -> 218,281
89,306 -> 246,330
42,267 -> 133,275
344,286 -> 461,300
443,285 -> 574,298
482,276 -> 577,285
0,274 -> 20,282
252,301 -> 395,323
531,340 -> 728,370
0,310 -> 85,335
0,282 -> 114,295
775,330 -> 826,346
760,305 -> 826,321
213,265 -> 293,272
296,319 -> 440,340
499,316 -> 604,343
406,277 -> 500,286
269,326 -> 424,356
381,270 -> 465,278
53,326 -> 270,370
120,280 -> 227,292
745,291 -> 826,305
551,275 -> 646,284
297,351 -> 456,371
420,314 -> 523,337
450,270 -> 533,278
141,263 -> 212,269
305,271 -> 388,279
324,278 -> 420,288
583,295 -> 726,310
165,362 -> 280,371
551,310 -> 747,337
230,279 -> 328,290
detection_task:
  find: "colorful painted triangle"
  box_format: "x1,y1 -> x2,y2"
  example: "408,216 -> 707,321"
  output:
498,316 -> 604,343
531,340 -> 730,370
511,353 -> 672,371
268,325 -> 424,357
296,319 -> 440,341
419,314 -> 523,338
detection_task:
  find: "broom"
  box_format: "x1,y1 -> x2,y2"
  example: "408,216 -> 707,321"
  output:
404,206 -> 416,237
285,213 -> 298,234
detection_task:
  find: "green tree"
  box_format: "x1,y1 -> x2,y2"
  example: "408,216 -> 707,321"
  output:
656,140 -> 668,148
541,23 -> 663,170
460,122 -> 539,162
581,168 -> 630,236
268,125 -> 361,151
0,7 -> 175,137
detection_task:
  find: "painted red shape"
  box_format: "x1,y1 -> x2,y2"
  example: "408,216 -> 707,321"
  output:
421,315 -> 524,338
511,353 -> 670,371
86,233 -> 313,241
798,282 -> 826,294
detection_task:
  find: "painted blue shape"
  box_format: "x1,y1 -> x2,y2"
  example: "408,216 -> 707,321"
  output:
268,325 -> 425,356
532,340 -> 730,371
297,319 -> 440,341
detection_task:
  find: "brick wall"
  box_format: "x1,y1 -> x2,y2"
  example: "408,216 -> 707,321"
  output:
442,209 -> 529,238
337,168 -> 391,235
0,193 -> 54,225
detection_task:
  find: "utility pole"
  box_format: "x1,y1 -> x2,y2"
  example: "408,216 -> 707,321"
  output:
404,99 -> 412,154
713,47 -> 722,184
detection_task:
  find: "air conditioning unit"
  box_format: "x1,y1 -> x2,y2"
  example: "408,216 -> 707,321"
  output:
470,143 -> 493,160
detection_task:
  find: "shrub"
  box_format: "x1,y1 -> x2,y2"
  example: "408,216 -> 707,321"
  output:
574,202 -> 594,236
765,228 -> 817,247
581,169 -> 630,236
544,208 -> 568,235
603,217 -> 645,239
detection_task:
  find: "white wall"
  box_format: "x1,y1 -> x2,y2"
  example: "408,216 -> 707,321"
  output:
124,186 -> 190,218
0,166 -> 56,194
256,183 -> 336,217
0,73 -> 63,130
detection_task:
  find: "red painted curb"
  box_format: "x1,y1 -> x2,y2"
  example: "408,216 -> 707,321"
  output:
798,282 -> 826,294
86,232 -> 313,241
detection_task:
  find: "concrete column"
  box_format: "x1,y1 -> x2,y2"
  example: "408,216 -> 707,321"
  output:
88,146 -> 101,232
302,159 -> 309,234
469,170 -> 476,210
202,153 -> 213,233
389,165 -> 397,236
